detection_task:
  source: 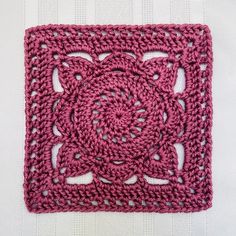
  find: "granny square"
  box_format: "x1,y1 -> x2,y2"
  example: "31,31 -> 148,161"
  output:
24,24 -> 213,213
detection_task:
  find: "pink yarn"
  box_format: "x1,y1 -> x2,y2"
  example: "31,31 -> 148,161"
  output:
24,24 -> 213,213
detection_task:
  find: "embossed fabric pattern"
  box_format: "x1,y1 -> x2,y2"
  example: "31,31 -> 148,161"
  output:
24,24 -> 213,213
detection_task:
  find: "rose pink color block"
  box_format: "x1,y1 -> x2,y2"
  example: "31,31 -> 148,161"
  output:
24,24 -> 213,213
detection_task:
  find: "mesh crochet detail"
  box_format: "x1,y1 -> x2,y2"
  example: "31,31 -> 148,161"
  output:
24,24 -> 213,213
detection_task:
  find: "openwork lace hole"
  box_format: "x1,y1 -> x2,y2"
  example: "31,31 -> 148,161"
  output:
31,55 -> 37,61
51,143 -> 63,169
62,61 -> 69,67
74,153 -> 81,160
121,136 -> 127,142
30,166 -> 36,172
200,64 -> 207,71
64,31 -> 70,36
99,176 -> 112,184
60,167 -> 66,174
30,153 -> 36,159
130,133 -> 136,139
167,62 -> 173,68
153,153 -> 160,161
31,115 -> 37,121
31,128 -> 37,134
199,165 -> 204,170
174,143 -> 185,170
143,51 -> 168,61
31,91 -> 37,97
31,103 -> 37,108
42,190 -> 48,196
129,200 -> 135,207
40,43 -> 47,49
178,177 -> 184,184
91,201 -> 98,206
116,200 -> 122,206
188,41 -> 194,47
163,111 -> 168,123
163,30 -> 170,37
98,52 -> 111,60
153,73 -> 159,80
66,172 -> 93,185
31,78 -> 37,84
124,175 -> 137,184
53,178 -> 59,184
144,175 -> 169,185
104,199 -> 110,205
53,53 -> 59,59
30,140 -> 36,146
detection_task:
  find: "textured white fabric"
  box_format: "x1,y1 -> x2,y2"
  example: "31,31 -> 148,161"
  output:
0,0 -> 236,235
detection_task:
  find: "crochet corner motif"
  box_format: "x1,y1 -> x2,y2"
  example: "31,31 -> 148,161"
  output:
24,24 -> 213,213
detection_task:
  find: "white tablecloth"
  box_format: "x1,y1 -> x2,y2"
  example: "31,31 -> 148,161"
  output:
0,0 -> 236,235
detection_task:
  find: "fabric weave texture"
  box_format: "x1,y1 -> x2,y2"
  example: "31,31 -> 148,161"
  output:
24,24 -> 213,213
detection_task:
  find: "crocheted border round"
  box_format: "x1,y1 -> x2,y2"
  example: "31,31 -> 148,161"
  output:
24,24 -> 213,213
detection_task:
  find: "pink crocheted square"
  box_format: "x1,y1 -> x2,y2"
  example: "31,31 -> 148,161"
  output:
24,24 -> 213,213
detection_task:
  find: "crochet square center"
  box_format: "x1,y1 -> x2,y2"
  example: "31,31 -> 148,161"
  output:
24,24 -> 213,213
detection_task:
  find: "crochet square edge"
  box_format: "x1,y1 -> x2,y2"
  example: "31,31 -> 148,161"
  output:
24,24 -> 213,213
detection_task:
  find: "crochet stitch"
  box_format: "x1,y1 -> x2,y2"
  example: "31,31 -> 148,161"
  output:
24,24 -> 213,213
